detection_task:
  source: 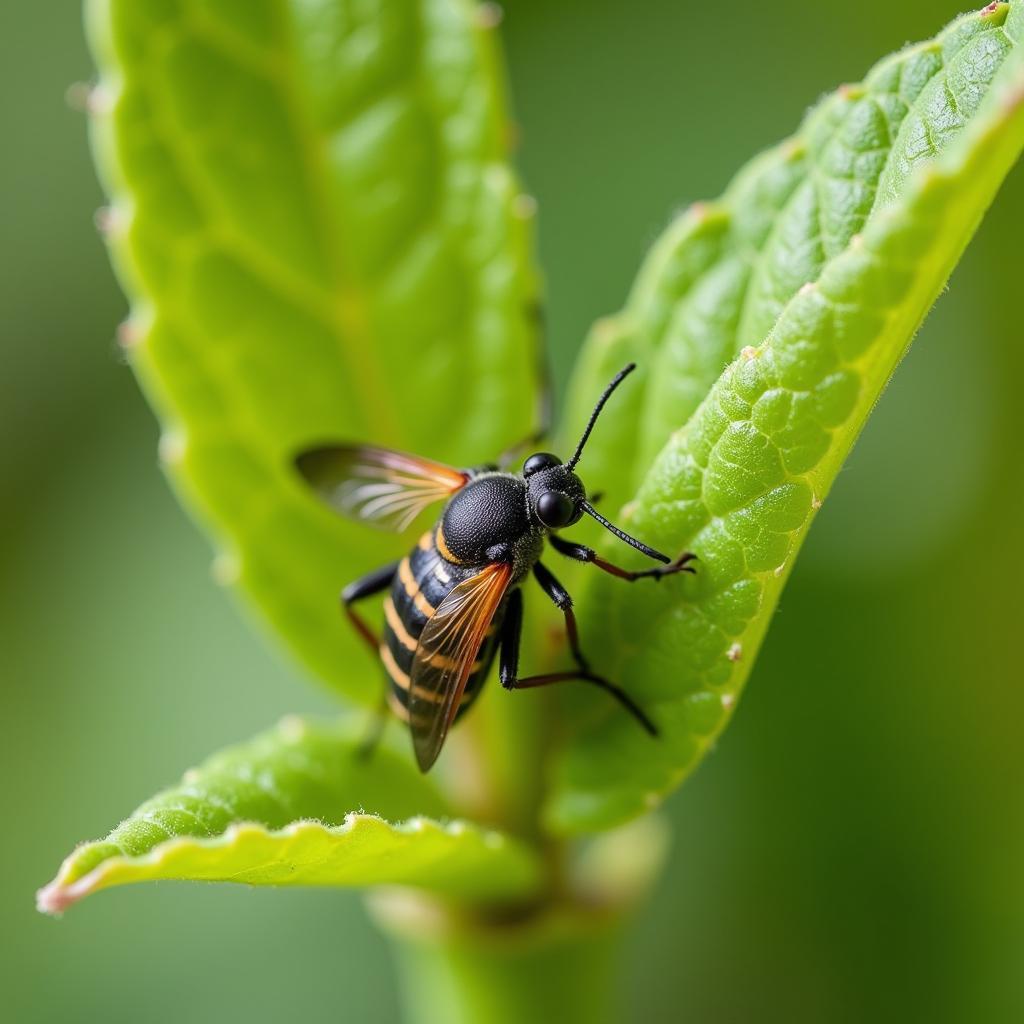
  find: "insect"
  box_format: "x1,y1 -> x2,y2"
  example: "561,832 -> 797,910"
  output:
295,363 -> 695,772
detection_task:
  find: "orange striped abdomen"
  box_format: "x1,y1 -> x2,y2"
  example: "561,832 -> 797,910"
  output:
382,532 -> 503,724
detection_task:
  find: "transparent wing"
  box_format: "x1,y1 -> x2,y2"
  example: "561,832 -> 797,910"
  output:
408,562 -> 512,771
295,444 -> 469,532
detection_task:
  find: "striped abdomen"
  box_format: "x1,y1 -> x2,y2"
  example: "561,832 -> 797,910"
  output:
382,531 -> 503,724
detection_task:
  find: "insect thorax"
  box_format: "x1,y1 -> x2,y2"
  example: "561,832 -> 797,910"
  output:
438,472 -> 541,578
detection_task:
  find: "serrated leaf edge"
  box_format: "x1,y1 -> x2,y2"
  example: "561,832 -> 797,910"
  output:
546,24 -> 1024,833
37,813 -> 528,915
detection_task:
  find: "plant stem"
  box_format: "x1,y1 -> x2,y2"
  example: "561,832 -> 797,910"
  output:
373,894 -> 626,1024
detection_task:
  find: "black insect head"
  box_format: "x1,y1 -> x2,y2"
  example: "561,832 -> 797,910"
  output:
524,364 -> 670,564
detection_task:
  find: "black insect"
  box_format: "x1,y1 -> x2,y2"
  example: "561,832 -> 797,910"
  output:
295,363 -> 695,772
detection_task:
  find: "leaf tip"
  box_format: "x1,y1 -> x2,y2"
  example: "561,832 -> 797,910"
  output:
35,882 -> 69,917
36,871 -> 91,917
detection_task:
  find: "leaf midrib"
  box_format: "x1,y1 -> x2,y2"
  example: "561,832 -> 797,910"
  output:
274,0 -> 400,439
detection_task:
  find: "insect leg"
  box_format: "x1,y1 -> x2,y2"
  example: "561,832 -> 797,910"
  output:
532,561 -> 590,672
548,534 -> 697,582
341,561 -> 400,653
341,562 -> 400,761
495,570 -> 657,736
497,588 -> 525,684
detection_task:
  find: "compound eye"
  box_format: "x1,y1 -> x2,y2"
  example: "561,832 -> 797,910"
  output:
523,452 -> 562,478
536,490 -> 575,529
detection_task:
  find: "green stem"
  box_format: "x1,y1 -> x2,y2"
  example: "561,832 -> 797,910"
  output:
373,894 -> 626,1024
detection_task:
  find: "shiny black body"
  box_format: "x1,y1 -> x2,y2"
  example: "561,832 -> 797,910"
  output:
297,362 -> 697,771
383,471 -> 544,725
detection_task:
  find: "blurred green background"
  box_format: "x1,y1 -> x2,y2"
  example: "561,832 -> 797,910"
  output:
2,1 -> 1021,1021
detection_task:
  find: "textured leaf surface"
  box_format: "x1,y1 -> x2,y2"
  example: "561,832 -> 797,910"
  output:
548,3 -> 1024,833
87,0 -> 539,703
38,718 -> 543,912
564,3 -> 1019,508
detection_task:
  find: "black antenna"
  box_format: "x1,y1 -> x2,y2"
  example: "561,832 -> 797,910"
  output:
566,363 -> 636,471
581,501 -> 670,564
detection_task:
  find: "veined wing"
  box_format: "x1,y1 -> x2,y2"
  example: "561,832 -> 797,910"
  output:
407,562 -> 512,771
295,444 -> 469,532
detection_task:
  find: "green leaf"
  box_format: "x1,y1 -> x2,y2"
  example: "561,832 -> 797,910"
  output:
548,3 -> 1024,833
563,2 -> 1018,509
37,717 -> 544,912
86,0 -> 540,704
